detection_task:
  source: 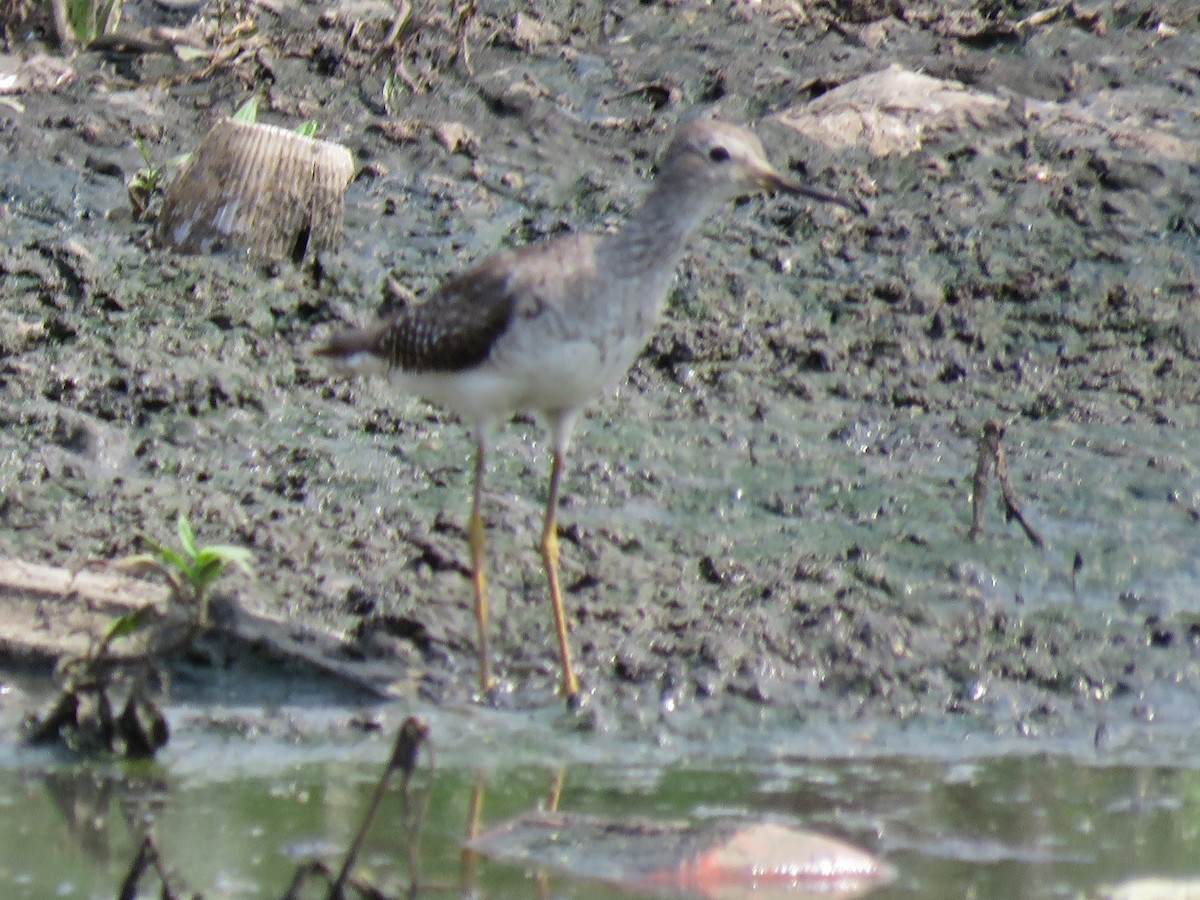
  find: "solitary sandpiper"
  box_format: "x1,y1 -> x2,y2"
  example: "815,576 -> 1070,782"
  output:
317,118 -> 858,698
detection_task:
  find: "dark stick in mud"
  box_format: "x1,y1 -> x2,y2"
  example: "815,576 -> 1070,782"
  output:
117,834 -> 185,900
968,419 -> 1045,548
327,716 -> 432,899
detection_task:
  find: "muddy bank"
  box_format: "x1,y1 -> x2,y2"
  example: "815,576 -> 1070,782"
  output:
1,1 -> 1199,744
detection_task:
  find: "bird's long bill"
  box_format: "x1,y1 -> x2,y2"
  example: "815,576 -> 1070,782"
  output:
758,166 -> 864,215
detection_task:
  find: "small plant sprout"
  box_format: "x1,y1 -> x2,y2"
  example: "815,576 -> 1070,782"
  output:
127,137 -> 164,222
382,72 -> 403,117
230,95 -> 319,138
121,513 -> 254,625
67,0 -> 122,45
231,94 -> 260,123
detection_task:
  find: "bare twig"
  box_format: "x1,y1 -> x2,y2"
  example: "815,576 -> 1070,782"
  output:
117,835 -> 185,900
380,0 -> 414,49
968,420 -> 999,541
968,420 -> 1045,548
281,859 -> 333,899
327,716 -> 431,899
449,0 -> 477,76
993,431 -> 1045,549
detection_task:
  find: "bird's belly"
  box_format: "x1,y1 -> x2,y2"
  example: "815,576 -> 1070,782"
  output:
495,334 -> 637,411
390,368 -> 527,424
395,333 -> 638,424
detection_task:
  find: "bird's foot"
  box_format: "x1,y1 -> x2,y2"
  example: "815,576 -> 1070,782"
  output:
475,675 -> 515,708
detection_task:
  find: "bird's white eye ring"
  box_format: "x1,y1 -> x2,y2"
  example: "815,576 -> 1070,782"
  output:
708,146 -> 731,163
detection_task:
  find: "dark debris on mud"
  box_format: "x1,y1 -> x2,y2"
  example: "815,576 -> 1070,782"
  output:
2,0 -> 1200,742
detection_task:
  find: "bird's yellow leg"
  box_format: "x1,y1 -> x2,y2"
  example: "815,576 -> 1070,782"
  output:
470,439 -> 493,693
540,448 -> 579,698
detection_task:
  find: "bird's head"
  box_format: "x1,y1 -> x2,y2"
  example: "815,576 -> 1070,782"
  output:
661,118 -> 861,213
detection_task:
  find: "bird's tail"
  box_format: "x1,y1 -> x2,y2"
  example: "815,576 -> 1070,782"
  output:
313,325 -> 389,375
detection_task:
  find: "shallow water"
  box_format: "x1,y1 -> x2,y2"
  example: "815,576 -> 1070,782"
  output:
4,699 -> 1200,899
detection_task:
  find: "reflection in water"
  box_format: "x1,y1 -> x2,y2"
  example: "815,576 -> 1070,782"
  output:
460,773 -> 484,893
41,767 -> 168,864
13,726 -> 1200,898
38,766 -> 175,895
41,770 -> 120,863
461,766 -> 568,900
280,716 -> 432,899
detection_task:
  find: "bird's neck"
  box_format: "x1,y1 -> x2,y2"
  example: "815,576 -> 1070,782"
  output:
603,167 -> 718,278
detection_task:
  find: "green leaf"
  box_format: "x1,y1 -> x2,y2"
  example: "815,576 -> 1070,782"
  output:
66,0 -> 122,42
103,606 -> 154,643
189,556 -> 224,593
67,0 -> 93,42
231,96 -> 260,123
176,514 -> 198,560
140,537 -> 192,576
196,544 -> 255,576
294,120 -> 319,138
96,0 -> 121,36
134,137 -> 153,167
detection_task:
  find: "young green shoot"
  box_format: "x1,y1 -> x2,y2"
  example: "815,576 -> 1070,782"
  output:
122,513 -> 254,626
127,137 -> 164,221
67,0 -> 122,44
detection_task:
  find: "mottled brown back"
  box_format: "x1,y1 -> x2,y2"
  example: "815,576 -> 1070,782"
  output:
317,255 -> 521,373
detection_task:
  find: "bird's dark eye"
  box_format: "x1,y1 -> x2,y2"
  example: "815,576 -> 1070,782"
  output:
708,146 -> 731,163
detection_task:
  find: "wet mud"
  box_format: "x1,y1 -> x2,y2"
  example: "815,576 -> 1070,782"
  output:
2,1 -> 1199,746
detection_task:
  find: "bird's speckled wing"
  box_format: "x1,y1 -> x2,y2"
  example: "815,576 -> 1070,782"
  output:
317,233 -> 602,374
